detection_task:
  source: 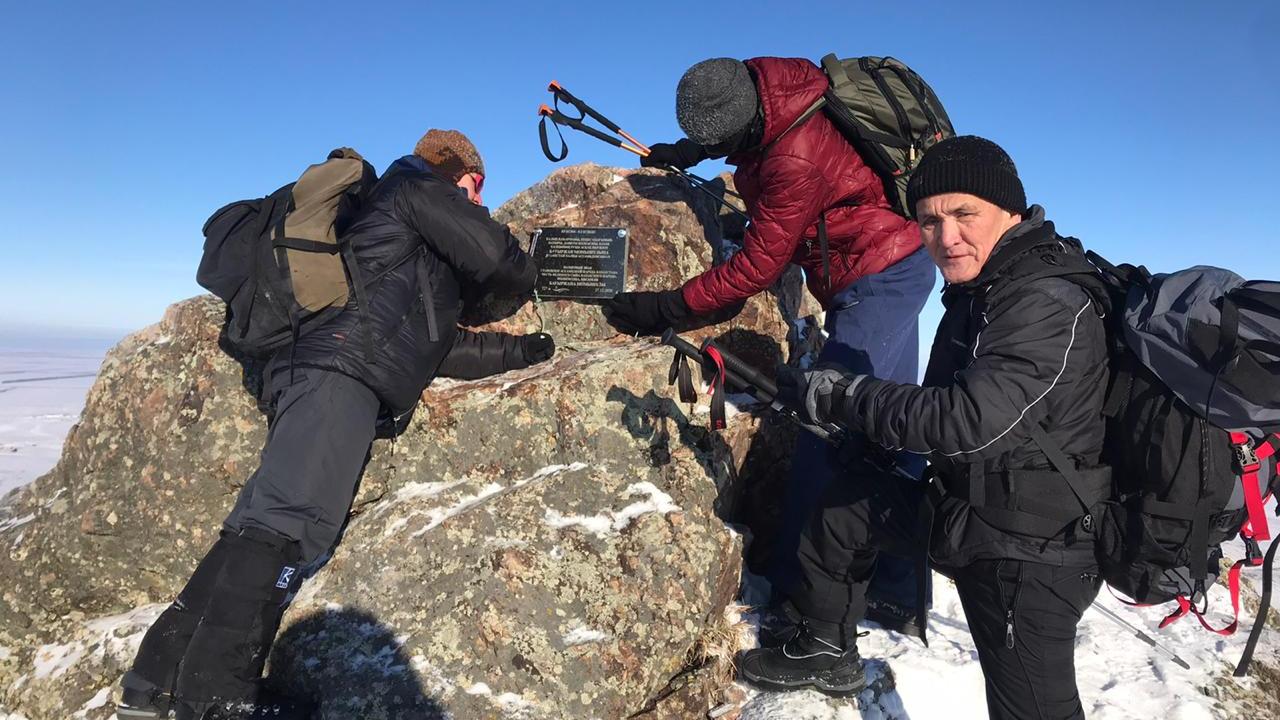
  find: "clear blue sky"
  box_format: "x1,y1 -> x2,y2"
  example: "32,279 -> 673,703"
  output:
1,1 -> 1276,342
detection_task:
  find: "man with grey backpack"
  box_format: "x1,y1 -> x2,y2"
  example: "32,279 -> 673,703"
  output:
766,134 -> 1280,716
761,136 -> 1113,717
118,129 -> 555,720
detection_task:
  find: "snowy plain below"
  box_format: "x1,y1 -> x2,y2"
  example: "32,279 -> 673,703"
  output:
0,334 -> 113,498
0,334 -> 1275,719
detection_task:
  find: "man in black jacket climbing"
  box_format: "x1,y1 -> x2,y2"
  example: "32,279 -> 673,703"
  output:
745,136 -> 1112,720
118,130 -> 554,720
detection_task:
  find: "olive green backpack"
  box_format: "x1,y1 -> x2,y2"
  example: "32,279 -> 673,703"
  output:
819,54 -> 955,217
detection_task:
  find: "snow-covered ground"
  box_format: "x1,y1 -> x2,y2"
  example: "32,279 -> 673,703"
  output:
731,516 -> 1277,720
0,334 -> 113,497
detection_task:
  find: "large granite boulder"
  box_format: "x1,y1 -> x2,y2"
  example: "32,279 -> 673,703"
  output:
0,165 -> 807,719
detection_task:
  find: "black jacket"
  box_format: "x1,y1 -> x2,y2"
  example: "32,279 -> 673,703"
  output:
838,208 -> 1112,568
279,155 -> 537,414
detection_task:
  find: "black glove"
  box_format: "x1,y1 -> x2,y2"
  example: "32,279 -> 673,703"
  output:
603,289 -> 691,336
639,139 -> 708,170
775,364 -> 866,426
520,332 -> 556,365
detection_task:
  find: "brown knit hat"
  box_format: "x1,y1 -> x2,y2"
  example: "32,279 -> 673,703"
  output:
413,129 -> 485,182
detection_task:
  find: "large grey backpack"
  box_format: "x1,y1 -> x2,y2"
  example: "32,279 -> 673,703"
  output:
1077,254 -> 1280,675
818,54 -> 955,217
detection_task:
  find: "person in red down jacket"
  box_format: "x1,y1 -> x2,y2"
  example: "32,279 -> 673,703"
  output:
603,56 -> 938,673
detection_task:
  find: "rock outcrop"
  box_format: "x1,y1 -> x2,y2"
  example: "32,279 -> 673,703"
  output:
0,165 -> 808,719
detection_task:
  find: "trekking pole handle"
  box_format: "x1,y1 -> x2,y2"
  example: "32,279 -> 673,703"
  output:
548,80 -> 652,154
701,338 -> 778,398
661,327 -> 702,360
539,104 -> 646,156
661,330 -> 840,442
548,80 -> 623,134
700,337 -> 847,440
663,332 -> 782,411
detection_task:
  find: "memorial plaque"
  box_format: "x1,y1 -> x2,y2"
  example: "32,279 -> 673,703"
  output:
529,226 -> 629,300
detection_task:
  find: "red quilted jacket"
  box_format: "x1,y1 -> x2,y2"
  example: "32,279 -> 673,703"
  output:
680,57 -> 921,314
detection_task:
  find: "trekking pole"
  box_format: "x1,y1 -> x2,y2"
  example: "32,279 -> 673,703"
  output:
538,104 -> 647,157
664,166 -> 751,221
547,81 -> 748,203
1091,603 -> 1191,670
538,82 -> 751,221
662,329 -> 942,485
548,81 -> 652,154
662,329 -> 841,442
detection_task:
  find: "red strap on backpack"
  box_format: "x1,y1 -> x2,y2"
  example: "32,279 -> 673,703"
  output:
704,346 -> 728,430
1229,432 -> 1277,542
1158,513 -> 1272,636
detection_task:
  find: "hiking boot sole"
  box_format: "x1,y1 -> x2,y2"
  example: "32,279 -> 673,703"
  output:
739,665 -> 867,698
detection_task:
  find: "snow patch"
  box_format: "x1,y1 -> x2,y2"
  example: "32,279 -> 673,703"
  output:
0,513 -> 35,533
384,464 -> 587,538
543,481 -> 681,538
71,686 -> 112,718
563,622 -> 610,646
408,483 -> 504,539
460,681 -> 529,712
32,641 -> 86,680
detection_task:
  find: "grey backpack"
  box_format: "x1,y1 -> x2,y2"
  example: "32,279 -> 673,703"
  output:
1079,254 -> 1280,675
818,54 -> 955,217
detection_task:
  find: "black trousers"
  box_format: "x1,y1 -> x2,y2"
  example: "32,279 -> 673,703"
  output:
223,367 -> 379,566
790,463 -> 1102,720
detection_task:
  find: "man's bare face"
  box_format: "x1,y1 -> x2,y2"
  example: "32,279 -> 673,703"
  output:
455,172 -> 484,206
916,193 -> 1023,284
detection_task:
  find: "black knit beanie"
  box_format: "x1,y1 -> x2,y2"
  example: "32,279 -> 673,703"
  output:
676,58 -> 759,146
906,135 -> 1026,217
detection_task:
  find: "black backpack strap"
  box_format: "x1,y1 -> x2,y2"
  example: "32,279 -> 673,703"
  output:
340,237 -> 376,364
272,237 -> 343,254
414,249 -> 440,344
816,213 -> 832,291
1233,535 -> 1278,676
1025,422 -> 1097,516
667,350 -> 697,404
1214,295 -> 1243,371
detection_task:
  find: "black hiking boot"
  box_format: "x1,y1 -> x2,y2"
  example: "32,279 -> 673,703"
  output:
116,670 -> 175,719
738,620 -> 866,697
865,597 -> 922,637
756,601 -> 802,649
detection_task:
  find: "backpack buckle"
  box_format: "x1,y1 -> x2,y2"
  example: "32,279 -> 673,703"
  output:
1080,513 -> 1095,534
1234,442 -> 1261,472
1244,536 -> 1263,565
